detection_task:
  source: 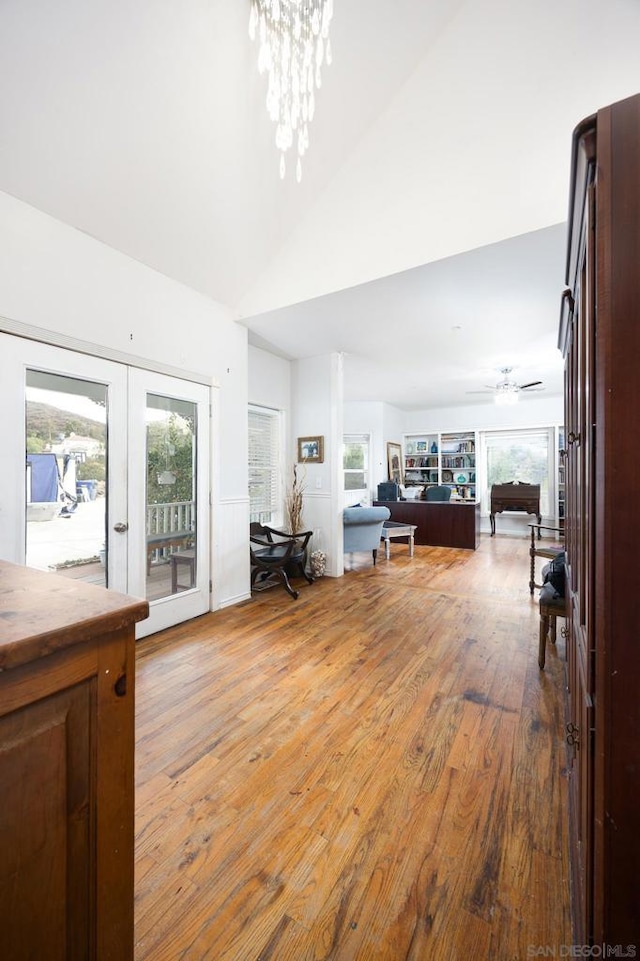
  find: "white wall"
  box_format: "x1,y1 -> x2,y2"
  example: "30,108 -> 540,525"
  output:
291,353 -> 343,575
248,345 -> 291,412
213,339 -> 250,609
383,402 -> 406,481
344,400 -> 406,503
0,190 -> 250,609
402,395 -> 564,433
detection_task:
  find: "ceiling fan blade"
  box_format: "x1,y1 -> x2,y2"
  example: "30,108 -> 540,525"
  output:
518,381 -> 543,390
465,389 -> 495,394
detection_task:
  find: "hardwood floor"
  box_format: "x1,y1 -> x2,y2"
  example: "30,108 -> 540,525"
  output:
134,535 -> 572,960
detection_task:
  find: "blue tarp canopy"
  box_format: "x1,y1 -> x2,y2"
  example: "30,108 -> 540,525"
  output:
27,453 -> 61,503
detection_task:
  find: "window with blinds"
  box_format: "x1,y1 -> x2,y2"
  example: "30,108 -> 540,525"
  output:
248,405 -> 281,524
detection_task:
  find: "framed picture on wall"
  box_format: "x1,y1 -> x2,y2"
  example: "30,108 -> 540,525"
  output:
387,442 -> 403,484
298,435 -> 324,463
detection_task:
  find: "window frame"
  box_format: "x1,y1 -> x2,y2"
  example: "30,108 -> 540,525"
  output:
343,433 -> 371,503
248,404 -> 282,525
479,426 -> 555,519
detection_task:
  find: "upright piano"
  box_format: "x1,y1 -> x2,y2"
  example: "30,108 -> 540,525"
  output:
490,482 -> 541,536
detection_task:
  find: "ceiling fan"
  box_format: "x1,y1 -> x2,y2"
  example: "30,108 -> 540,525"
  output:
467,367 -> 545,402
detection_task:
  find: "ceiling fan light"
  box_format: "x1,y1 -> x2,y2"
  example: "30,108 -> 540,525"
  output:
495,390 -> 518,406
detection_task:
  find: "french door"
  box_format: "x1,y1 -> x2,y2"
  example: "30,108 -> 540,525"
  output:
128,368 -> 210,635
0,335 -> 210,637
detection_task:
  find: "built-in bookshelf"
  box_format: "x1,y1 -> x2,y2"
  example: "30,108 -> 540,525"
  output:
404,433 -> 439,487
404,431 -> 476,499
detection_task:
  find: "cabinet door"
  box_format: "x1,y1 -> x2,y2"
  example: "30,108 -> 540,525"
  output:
0,680 -> 94,961
566,198 -> 596,673
564,167 -> 597,944
567,640 -> 594,941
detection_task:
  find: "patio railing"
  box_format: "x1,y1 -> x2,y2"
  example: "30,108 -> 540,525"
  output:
146,501 -> 196,567
147,501 -> 195,535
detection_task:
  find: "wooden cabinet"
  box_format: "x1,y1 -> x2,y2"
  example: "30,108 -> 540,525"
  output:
560,92 -> 640,945
0,562 -> 148,961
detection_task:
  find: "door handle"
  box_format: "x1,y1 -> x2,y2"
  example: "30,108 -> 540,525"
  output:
113,522 -> 128,533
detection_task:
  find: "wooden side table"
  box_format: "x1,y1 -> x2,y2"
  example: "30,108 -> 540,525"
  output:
170,548 -> 196,592
381,520 -> 417,560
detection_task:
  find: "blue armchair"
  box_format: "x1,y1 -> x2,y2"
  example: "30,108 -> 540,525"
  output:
343,505 -> 391,566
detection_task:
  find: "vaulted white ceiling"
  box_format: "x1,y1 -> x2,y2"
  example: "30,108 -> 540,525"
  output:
1,0 -> 639,408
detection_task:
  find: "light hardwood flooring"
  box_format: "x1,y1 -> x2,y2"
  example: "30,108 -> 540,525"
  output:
134,534 -> 571,960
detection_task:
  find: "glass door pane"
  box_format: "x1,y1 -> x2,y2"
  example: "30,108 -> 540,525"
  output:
25,371 -> 108,586
128,369 -> 210,638
145,393 -> 197,601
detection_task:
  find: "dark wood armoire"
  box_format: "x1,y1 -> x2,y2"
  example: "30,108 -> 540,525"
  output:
559,92 -> 640,945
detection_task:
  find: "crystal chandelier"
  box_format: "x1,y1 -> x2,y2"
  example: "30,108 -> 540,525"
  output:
248,0 -> 334,182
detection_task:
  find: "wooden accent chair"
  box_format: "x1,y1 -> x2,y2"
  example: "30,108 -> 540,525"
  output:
537,549 -> 567,670
538,582 -> 567,670
250,524 -> 313,600
529,523 -> 564,594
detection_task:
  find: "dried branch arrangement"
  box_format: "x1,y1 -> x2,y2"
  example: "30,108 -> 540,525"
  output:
285,463 -> 306,534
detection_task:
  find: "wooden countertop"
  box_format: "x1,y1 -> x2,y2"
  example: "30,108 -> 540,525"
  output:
0,561 -> 149,672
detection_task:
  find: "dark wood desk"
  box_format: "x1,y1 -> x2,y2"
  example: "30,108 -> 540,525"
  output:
489,482 -> 541,535
374,500 -> 480,550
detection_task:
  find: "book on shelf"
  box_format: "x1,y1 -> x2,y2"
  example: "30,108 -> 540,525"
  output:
441,454 -> 474,469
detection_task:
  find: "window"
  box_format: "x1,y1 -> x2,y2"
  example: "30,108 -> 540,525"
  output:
343,434 -> 370,493
248,405 -> 281,524
481,427 -> 554,516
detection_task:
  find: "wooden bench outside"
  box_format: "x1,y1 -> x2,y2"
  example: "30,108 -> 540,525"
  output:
146,531 -> 193,574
